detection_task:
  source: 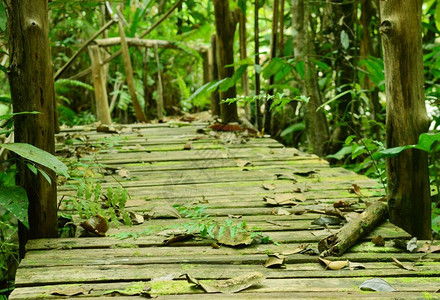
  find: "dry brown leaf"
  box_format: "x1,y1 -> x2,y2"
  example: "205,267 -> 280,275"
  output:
264,254 -> 285,268
184,272 -> 264,294
319,257 -> 349,270
275,173 -> 297,182
350,184 -> 362,195
417,243 -> 440,253
348,262 -> 366,270
183,141 -> 192,150
333,200 -> 351,209
80,214 -> 108,237
392,257 -> 415,271
118,168 -> 131,178
96,124 -> 118,133
262,183 -> 276,190
228,214 -> 242,219
129,212 -> 144,225
272,208 -> 291,215
281,244 -> 309,255
147,206 -> 181,219
235,159 -> 253,167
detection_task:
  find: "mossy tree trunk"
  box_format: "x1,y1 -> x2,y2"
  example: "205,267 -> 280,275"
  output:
292,0 -> 329,156
380,0 -> 431,239
213,0 -> 239,124
5,0 -> 58,254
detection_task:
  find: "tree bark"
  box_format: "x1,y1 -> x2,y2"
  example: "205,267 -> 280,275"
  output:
214,0 -> 239,124
6,0 -> 58,254
292,0 -> 329,156
154,44 -> 164,120
210,35 -> 221,117
238,9 -> 250,119
254,0 -> 262,130
380,0 -> 431,239
88,45 -> 112,125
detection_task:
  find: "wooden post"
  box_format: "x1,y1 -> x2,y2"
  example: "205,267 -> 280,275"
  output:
380,0 -> 431,238
6,0 -> 58,254
118,21 -> 148,123
210,35 -> 221,117
88,45 -> 112,125
154,44 -> 164,120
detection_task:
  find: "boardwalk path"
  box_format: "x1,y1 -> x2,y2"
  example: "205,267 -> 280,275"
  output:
10,122 -> 440,299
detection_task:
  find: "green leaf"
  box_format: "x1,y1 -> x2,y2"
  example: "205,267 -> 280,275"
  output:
254,64 -> 262,74
317,90 -> 352,111
26,163 -> 38,175
435,3 -> 440,32
0,2 -> 6,32
0,186 -> 29,229
372,145 -> 414,160
0,143 -> 69,178
38,168 -> 52,184
0,65 -> 7,74
326,146 -> 352,160
280,122 -> 305,137
415,132 -> 440,153
0,111 -> 40,120
340,30 -> 349,50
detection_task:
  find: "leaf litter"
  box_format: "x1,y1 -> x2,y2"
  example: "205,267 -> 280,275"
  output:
183,272 -> 264,294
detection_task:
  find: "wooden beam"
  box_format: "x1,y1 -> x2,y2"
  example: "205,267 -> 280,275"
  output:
95,37 -> 178,48
88,45 -> 112,125
118,21 -> 148,123
54,18 -> 116,80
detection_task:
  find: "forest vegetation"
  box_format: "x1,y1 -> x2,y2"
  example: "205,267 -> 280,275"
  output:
0,0 -> 440,297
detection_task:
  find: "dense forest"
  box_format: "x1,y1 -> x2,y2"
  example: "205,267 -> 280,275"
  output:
1,0 -> 440,297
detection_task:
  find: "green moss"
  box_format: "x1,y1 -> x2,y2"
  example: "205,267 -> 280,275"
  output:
422,292 -> 434,299
149,280 -> 198,295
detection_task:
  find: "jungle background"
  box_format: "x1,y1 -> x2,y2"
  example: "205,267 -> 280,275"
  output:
1,0 -> 440,297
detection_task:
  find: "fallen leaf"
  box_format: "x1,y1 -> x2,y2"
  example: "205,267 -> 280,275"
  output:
215,226 -> 253,247
162,233 -> 194,245
372,235 -> 385,247
50,287 -> 92,297
228,214 -> 242,219
333,200 -> 351,209
359,278 -> 397,292
235,159 -> 253,167
281,244 -> 309,255
272,208 -> 291,215
311,216 -> 343,226
275,173 -> 297,182
184,272 -> 264,293
264,254 -> 285,268
417,243 -> 440,253
103,287 -> 153,297
211,242 -> 221,249
319,257 -> 349,270
262,183 -> 275,190
80,214 -> 108,237
392,257 -> 415,271
118,168 -> 131,178
348,261 -> 366,270
264,193 -> 305,206
209,123 -> 247,132
350,184 -> 362,195
96,124 -> 118,133
183,141 -> 192,150
147,206 -> 181,219
129,212 -> 144,225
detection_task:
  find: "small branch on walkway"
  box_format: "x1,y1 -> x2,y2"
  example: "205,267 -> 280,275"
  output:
318,200 -> 388,257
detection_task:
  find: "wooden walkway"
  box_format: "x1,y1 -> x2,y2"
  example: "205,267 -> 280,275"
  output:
10,122 -> 440,299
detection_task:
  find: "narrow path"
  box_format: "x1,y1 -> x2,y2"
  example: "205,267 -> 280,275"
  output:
10,122 -> 440,299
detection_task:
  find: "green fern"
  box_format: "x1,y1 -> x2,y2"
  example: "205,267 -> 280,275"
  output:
55,79 -> 94,94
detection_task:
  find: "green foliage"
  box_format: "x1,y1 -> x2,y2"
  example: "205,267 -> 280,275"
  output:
66,181 -> 132,227
0,187 -> 28,229
0,2 -> 6,32
0,143 -> 69,179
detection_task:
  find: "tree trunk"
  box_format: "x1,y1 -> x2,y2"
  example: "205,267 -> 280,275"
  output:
265,0 -> 279,134
254,0 -> 262,130
213,0 -> 239,124
292,0 -> 329,156
154,44 -> 164,120
6,0 -> 58,254
380,0 -> 431,239
210,35 -> 221,117
239,9 -> 250,119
